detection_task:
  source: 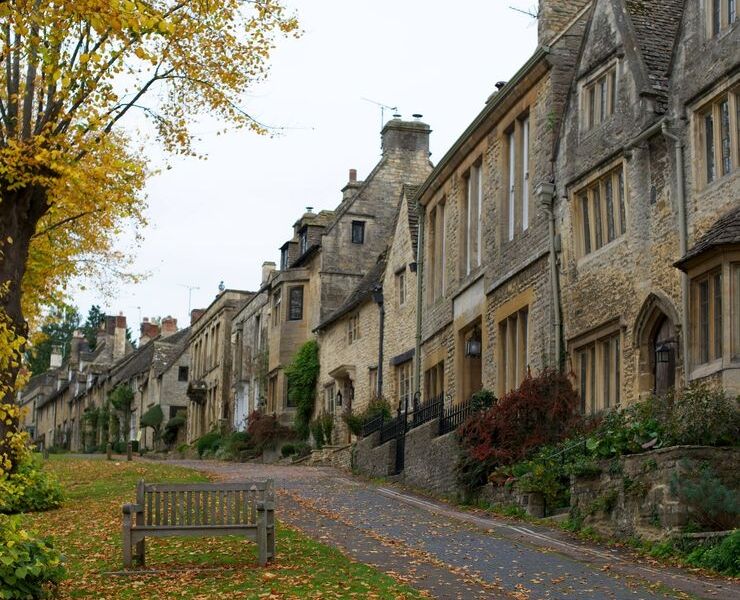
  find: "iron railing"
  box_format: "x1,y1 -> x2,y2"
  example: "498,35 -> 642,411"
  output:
410,393 -> 444,429
379,413 -> 406,444
361,413 -> 384,437
439,396 -> 476,435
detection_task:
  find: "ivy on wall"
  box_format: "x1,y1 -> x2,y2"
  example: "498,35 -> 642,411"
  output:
285,340 -> 320,440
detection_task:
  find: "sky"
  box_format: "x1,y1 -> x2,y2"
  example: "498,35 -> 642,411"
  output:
73,0 -> 539,331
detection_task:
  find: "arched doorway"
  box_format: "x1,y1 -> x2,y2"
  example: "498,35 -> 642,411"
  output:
652,316 -> 676,396
634,292 -> 681,398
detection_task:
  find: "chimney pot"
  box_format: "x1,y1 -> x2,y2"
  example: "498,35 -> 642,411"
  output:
349,169 -> 357,183
161,316 -> 178,338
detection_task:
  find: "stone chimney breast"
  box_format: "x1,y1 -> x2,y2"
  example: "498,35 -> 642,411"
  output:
380,118 -> 431,157
161,316 -> 178,338
190,309 -> 206,325
261,261 -> 276,285
139,318 -> 160,345
50,345 -> 63,369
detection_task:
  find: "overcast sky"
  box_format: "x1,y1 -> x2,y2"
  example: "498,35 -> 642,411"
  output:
73,1 -> 539,331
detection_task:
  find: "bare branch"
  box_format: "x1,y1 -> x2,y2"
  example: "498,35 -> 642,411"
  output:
32,210 -> 101,239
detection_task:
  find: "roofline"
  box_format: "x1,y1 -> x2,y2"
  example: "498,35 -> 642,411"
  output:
413,46 -> 550,205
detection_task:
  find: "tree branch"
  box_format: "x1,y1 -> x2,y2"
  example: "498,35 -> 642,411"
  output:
32,210 -> 100,239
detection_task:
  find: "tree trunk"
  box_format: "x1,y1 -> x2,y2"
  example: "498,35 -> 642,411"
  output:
0,182 -> 49,469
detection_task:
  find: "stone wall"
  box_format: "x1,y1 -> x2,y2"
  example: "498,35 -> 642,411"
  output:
402,418 -> 459,497
571,446 -> 740,540
354,431 -> 396,478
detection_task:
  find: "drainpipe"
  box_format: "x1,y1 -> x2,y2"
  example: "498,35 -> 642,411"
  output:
661,121 -> 690,383
414,201 -> 425,399
536,182 -> 562,370
372,286 -> 385,399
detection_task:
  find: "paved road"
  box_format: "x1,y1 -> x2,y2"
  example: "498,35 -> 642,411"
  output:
166,459 -> 739,600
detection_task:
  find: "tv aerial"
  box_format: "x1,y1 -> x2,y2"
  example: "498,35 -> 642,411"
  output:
361,97 -> 400,132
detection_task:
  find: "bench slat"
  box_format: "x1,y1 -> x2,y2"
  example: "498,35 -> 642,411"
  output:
144,482 -> 270,493
146,492 -> 152,526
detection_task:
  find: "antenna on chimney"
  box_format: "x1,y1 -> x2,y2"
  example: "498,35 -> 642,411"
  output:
361,97 -> 399,133
178,283 -> 200,315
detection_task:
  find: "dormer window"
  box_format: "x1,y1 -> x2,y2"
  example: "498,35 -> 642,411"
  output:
581,63 -> 617,132
351,221 -> 365,244
299,229 -> 308,254
280,247 -> 290,270
708,0 -> 737,37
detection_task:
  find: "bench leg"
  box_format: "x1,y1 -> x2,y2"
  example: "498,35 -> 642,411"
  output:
267,509 -> 275,561
136,537 -> 146,566
257,510 -> 267,567
122,513 -> 133,569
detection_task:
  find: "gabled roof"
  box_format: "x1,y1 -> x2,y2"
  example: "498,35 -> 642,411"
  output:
675,205 -> 740,271
623,0 -> 685,100
110,340 -> 155,386
152,327 -> 190,378
315,252 -> 387,331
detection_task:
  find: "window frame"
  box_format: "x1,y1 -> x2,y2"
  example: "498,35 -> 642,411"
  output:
580,62 -> 618,132
504,114 -> 530,242
287,285 -> 304,321
694,85 -> 740,189
573,330 -> 622,415
707,0 -> 737,37
462,161 -> 483,275
572,162 -> 628,259
347,313 -> 360,345
495,290 -> 532,397
178,366 -> 189,382
351,220 -> 366,244
395,360 -> 412,410
691,267 -> 723,367
397,268 -> 407,306
271,289 -> 281,327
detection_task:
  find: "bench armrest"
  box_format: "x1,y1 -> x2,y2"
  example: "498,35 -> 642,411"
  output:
122,503 -> 144,515
256,501 -> 275,511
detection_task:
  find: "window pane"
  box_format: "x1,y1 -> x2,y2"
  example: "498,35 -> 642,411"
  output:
700,279 -> 710,364
352,221 -> 365,244
599,77 -> 607,123
604,177 -> 615,242
592,186 -> 603,249
733,264 -> 740,359
589,346 -> 596,413
288,286 -> 303,320
581,194 -> 591,254
720,99 -> 731,175
705,112 -> 716,183
603,340 -> 611,409
714,273 -> 723,359
522,118 -> 529,231
731,0 -> 737,24
614,336 -> 621,406
610,69 -> 617,114
588,87 -> 595,129
579,351 -> 588,413
508,131 -> 516,240
713,0 -> 721,34
477,164 -> 483,266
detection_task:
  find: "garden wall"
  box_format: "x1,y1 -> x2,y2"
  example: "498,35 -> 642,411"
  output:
402,419 -> 458,497
354,431 -> 396,478
571,446 -> 740,540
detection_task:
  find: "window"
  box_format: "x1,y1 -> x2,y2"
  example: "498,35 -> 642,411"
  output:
324,384 -> 336,414
268,375 -> 278,412
396,361 -> 412,410
575,332 -> 621,414
351,221 -> 365,244
575,165 -> 627,256
272,289 -> 281,327
498,306 -> 528,395
299,229 -> 308,254
347,313 -> 360,344
178,366 -> 189,382
582,64 -> 617,131
288,286 -> 303,321
696,87 -> 739,187
733,263 -> 740,361
424,361 -> 444,400
427,200 -> 446,302
280,247 -> 290,270
692,270 -> 723,365
462,162 -> 483,274
708,0 -> 737,36
397,269 -> 407,306
369,367 -> 378,399
505,114 -> 530,241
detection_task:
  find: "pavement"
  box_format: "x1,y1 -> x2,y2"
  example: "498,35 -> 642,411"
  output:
164,459 -> 740,600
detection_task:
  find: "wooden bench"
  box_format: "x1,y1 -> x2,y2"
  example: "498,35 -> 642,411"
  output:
122,479 -> 275,568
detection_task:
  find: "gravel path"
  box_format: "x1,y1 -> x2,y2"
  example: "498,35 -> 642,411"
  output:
163,459 -> 739,600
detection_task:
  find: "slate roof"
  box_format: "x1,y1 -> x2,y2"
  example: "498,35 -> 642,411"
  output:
315,252 -> 387,331
110,340 -> 155,385
152,327 -> 190,378
403,184 -> 420,257
624,0 -> 685,99
675,205 -> 740,270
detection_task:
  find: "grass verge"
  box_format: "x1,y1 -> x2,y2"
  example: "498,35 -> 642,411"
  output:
25,455 -> 425,599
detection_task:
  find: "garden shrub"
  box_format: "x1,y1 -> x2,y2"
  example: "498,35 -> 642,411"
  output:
294,442 -> 312,458
247,411 -> 295,452
343,397 -> 392,436
281,443 -> 296,457
310,418 -> 325,449
140,405 -> 164,441
319,412 -> 334,445
0,514 -> 64,599
684,530 -> 740,576
285,340 -> 320,440
161,411 -> 187,447
195,430 -> 222,457
670,464 -> 739,531
0,456 -> 62,515
456,370 -> 582,496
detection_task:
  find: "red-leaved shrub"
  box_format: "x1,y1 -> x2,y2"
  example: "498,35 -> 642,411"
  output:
247,411 -> 295,451
456,369 -> 584,495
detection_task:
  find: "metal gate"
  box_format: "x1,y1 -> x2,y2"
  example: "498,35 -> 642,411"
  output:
394,428 -> 405,474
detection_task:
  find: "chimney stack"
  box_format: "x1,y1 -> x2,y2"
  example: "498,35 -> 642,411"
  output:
49,345 -> 63,369
261,261 -> 276,285
190,309 -> 206,325
113,313 -> 127,360
69,330 -> 85,369
537,0 -> 591,45
349,168 -> 357,183
161,316 -> 178,338
380,118 -> 431,158
342,168 -> 363,202
139,317 -> 160,345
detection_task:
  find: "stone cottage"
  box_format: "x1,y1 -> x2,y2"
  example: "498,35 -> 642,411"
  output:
554,0 -> 739,410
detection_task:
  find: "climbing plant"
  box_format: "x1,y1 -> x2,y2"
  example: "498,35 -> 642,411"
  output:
285,340 -> 320,440
109,385 -> 134,442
